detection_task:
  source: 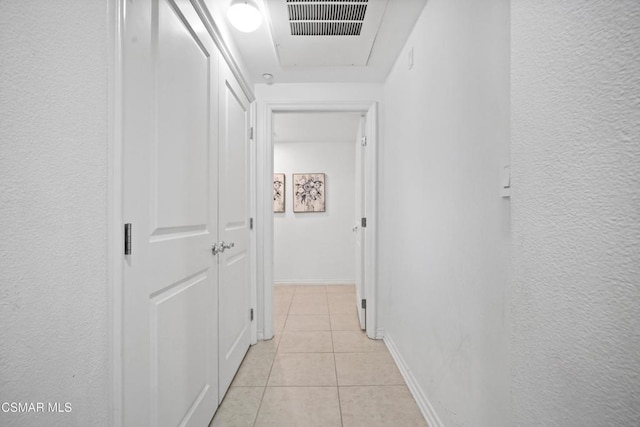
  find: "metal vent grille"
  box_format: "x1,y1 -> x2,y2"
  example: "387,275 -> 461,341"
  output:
287,0 -> 368,36
288,4 -> 367,21
290,22 -> 363,36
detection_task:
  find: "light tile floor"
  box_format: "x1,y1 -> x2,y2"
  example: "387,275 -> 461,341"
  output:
210,284 -> 427,427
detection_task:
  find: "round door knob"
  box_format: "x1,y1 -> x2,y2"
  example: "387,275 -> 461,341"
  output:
211,243 -> 221,255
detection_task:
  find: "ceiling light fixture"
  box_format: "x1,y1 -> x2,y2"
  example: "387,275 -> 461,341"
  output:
228,0 -> 262,33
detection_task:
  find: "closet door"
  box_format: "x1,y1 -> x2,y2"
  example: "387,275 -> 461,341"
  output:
122,0 -> 219,425
217,59 -> 252,400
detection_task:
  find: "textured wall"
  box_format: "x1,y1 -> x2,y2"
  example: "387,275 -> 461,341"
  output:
380,0 -> 511,425
0,1 -> 110,426
511,1 -> 640,425
274,141 -> 356,284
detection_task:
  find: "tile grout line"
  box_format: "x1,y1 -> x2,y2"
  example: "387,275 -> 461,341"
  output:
332,329 -> 345,427
252,299 -> 288,427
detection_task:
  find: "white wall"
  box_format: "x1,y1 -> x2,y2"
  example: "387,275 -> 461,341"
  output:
379,0 -> 511,426
0,2 -> 110,426
511,1 -> 640,425
274,140 -> 356,284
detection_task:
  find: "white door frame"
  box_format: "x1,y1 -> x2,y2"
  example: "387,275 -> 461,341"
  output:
257,101 -> 379,340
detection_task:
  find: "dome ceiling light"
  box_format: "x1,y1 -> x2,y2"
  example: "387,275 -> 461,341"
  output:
228,0 -> 263,33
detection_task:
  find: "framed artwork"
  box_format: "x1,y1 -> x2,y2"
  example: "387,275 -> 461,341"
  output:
273,173 -> 285,213
293,173 -> 325,213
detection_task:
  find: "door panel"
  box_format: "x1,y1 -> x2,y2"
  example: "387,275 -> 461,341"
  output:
123,0 -> 219,425
155,275 -> 210,427
218,61 -> 252,400
155,0 -> 210,229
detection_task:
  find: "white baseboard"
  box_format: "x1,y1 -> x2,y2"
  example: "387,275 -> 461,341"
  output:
384,334 -> 444,427
274,280 -> 355,286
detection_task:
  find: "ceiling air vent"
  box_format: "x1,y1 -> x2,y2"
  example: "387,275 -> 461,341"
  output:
287,0 -> 368,36
266,0 -> 387,67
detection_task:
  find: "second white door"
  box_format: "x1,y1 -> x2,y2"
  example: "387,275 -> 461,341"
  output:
217,60 -> 252,400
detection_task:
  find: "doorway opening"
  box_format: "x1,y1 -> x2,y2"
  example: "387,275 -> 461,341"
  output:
272,111 -> 364,327
256,102 -> 379,341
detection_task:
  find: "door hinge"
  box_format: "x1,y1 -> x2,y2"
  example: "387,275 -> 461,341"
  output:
250,127 -> 254,140
124,223 -> 132,255
250,218 -> 254,230
361,136 -> 367,146
250,308 -> 254,321
361,217 -> 367,228
361,299 -> 367,309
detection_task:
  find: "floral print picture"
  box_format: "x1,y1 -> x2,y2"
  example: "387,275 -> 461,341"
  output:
273,173 -> 285,213
293,173 -> 326,213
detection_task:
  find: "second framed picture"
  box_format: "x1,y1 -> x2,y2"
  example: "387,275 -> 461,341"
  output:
273,173 -> 285,213
293,173 -> 325,213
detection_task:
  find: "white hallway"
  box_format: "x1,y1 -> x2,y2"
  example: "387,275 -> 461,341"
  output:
1,1 -> 639,426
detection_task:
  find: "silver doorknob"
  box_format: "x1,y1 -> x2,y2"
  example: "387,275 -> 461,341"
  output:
212,242 -> 234,255
220,241 -> 235,251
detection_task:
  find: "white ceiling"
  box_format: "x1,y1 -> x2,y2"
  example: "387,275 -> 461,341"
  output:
206,0 -> 427,84
273,112 -> 362,142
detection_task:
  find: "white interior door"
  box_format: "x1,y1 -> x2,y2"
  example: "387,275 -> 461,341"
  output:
122,0 -> 219,426
362,104 -> 377,337
217,60 -> 252,400
354,117 -> 366,329
356,105 -> 377,334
